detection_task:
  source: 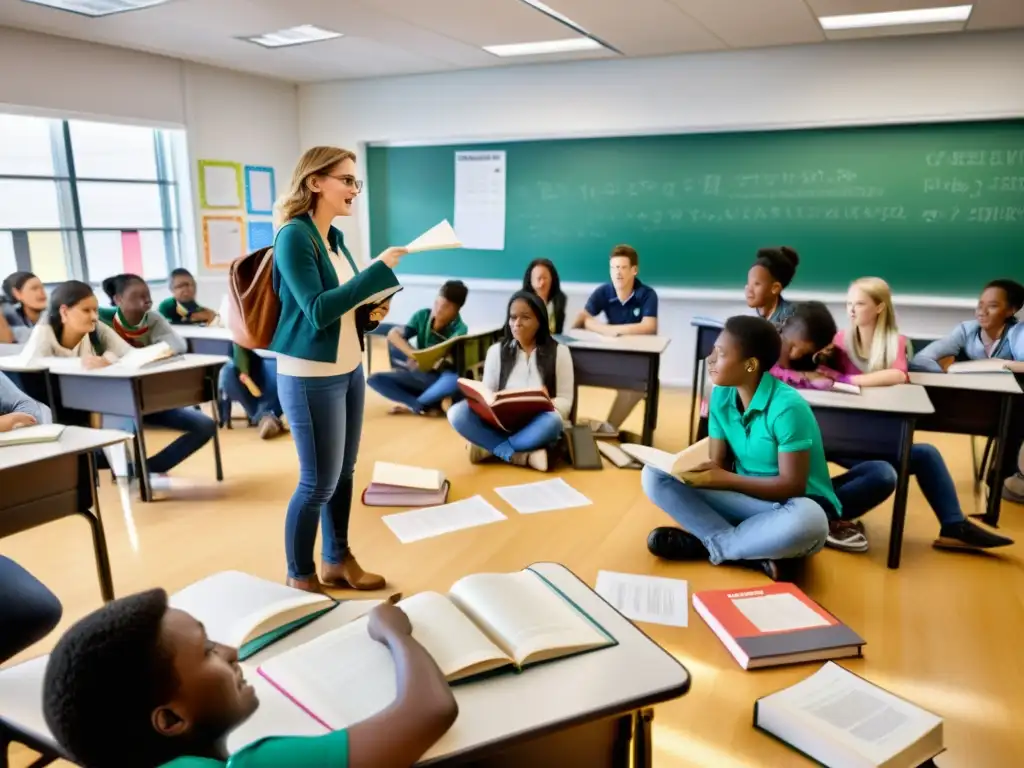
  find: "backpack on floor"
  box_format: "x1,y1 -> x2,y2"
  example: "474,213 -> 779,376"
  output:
227,245 -> 278,350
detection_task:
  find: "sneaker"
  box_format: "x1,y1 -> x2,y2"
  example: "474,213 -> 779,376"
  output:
1003,473 -> 1024,504
508,449 -> 549,471
826,521 -> 869,553
646,527 -> 709,561
468,444 -> 490,465
934,520 -> 1014,551
725,558 -> 805,582
258,414 -> 283,440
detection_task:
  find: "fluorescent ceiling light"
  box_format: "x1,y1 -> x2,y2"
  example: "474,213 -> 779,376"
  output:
21,0 -> 171,16
245,24 -> 343,49
819,5 -> 972,30
484,37 -> 602,57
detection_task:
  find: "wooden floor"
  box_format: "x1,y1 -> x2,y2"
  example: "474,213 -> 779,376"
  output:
5,377 -> 1024,767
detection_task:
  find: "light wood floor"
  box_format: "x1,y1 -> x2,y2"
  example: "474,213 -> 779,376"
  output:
5,376 -> 1024,767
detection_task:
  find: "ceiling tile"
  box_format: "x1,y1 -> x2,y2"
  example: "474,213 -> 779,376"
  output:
537,0 -> 726,55
968,0 -> 1024,29
668,0 -> 826,47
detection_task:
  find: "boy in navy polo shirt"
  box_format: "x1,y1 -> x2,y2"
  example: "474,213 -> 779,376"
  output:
573,244 -> 659,429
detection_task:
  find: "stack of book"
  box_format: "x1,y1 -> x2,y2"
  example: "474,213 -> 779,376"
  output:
362,461 -> 450,507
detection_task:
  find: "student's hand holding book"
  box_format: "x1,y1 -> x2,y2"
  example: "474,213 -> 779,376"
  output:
677,461 -> 731,489
83,355 -> 111,370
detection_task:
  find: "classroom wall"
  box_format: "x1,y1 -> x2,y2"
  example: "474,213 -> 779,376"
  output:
299,29 -> 1024,385
0,26 -> 300,307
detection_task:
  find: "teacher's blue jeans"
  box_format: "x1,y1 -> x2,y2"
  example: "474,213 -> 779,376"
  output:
278,367 -> 365,579
0,556 -> 62,664
641,467 -> 829,564
447,400 -> 563,461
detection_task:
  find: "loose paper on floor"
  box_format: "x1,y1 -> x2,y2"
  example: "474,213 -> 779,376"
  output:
381,496 -> 506,543
595,571 -> 689,627
494,477 -> 592,515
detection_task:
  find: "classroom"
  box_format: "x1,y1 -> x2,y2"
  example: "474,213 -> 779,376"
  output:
1,1 -> 1023,767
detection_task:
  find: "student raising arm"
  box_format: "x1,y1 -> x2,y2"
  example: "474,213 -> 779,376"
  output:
643,316 -> 831,581
43,591 -> 458,768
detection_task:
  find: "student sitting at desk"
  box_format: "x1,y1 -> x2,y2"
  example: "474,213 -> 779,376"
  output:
367,280 -> 469,416
572,244 -> 657,430
1,270 -> 47,343
158,268 -> 218,326
43,591 -> 458,768
642,315 -> 830,581
911,278 -> 1024,503
22,280 -> 216,479
745,247 -> 799,327
523,258 -> 567,334
448,291 -> 573,472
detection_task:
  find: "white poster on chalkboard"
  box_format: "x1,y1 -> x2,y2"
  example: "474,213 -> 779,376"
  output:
454,150 -> 506,250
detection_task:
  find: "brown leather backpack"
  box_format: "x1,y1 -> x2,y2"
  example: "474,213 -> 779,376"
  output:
226,245 -> 278,350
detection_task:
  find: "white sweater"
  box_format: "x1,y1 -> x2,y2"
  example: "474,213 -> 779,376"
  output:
481,341 -> 574,420
21,322 -> 133,362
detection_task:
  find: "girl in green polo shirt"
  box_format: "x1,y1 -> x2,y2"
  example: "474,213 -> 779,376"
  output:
642,315 -> 831,581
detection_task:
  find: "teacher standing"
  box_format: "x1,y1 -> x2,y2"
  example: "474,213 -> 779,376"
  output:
269,146 -> 407,594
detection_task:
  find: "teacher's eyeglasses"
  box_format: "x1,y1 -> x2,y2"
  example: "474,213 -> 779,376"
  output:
324,174 -> 364,192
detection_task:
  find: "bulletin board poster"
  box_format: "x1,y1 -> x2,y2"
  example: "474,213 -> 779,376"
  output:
245,165 -> 276,215
202,215 -> 246,269
198,160 -> 243,209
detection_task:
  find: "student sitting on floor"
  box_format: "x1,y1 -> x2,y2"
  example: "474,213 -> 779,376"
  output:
367,280 -> 469,416
643,315 -> 830,581
911,278 -> 1024,503
745,246 -> 799,327
43,591 -> 458,768
522,258 -> 567,335
448,291 -> 573,472
774,294 -> 1012,553
22,280 -> 216,479
572,244 -> 657,431
1,270 -> 47,343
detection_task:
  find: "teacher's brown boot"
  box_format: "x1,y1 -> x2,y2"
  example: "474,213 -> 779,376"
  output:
321,550 -> 386,591
286,575 -> 326,594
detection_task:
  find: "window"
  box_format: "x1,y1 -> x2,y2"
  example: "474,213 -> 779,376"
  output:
0,113 -> 186,285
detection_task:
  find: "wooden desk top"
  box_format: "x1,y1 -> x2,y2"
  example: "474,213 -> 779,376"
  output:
0,426 -> 130,471
558,332 -> 671,355
909,371 -> 1023,395
799,384 -> 935,415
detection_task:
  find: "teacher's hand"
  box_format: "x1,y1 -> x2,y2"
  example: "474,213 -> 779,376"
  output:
376,246 -> 409,270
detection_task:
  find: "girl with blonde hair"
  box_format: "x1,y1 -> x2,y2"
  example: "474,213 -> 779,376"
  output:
268,146 -> 409,593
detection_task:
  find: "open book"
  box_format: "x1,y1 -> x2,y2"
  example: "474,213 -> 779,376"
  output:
363,461 -> 450,507
117,342 -> 178,369
755,662 -> 943,768
405,220 -> 462,253
947,359 -> 1024,374
0,423 -> 65,447
257,568 -> 616,730
408,334 -> 464,372
169,571 -> 338,660
457,378 -> 555,432
620,438 -> 710,479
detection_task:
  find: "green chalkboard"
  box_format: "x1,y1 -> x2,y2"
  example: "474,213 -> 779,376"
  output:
367,120 -> 1024,295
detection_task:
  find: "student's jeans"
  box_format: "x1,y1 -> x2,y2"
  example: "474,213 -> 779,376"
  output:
219,357 -> 283,424
0,556 -> 62,664
278,366 -> 365,580
104,408 -> 216,474
830,444 -> 964,526
447,400 -> 564,461
641,467 -> 829,563
366,346 -> 461,413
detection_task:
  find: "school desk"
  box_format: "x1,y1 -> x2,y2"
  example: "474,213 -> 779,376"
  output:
0,563 -> 690,768
687,317 -> 724,445
909,371 -> 1024,526
175,323 -> 235,357
0,343 -> 23,357
799,385 -> 935,569
0,357 -> 57,414
0,427 -> 130,603
557,334 -> 671,446
51,354 -> 228,503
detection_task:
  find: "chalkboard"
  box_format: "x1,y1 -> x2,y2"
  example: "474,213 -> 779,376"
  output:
367,120 -> 1024,295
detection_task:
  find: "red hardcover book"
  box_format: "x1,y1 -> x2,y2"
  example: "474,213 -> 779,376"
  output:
693,583 -> 864,670
457,378 -> 555,433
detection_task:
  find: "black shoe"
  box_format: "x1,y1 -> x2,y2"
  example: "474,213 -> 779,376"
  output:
934,520 -> 1014,551
723,557 -> 806,582
647,527 -> 709,561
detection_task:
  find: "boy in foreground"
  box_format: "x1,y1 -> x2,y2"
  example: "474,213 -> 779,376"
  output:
43,592 -> 458,768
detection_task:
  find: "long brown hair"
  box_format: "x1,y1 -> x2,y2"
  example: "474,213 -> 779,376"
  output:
275,146 -> 356,226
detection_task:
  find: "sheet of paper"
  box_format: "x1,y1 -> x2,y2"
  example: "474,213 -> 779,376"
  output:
381,495 -> 506,543
201,162 -> 242,208
494,477 -> 592,515
454,150 -> 506,250
245,167 -> 275,213
732,592 -> 831,633
203,217 -> 244,266
406,219 -> 462,253
595,571 -> 689,627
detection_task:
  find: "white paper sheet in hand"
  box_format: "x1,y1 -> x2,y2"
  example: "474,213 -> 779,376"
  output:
595,571 -> 689,627
494,478 -> 592,515
406,220 -> 463,253
381,495 -> 506,543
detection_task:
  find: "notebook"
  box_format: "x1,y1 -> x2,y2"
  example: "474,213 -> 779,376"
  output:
362,461 -> 450,507
457,378 -> 555,433
257,568 -> 616,730
755,662 -> 944,768
407,327 -> 498,372
169,571 -> 339,660
946,359 -> 1024,374
0,423 -> 65,446
694,583 -> 864,670
117,342 -> 178,369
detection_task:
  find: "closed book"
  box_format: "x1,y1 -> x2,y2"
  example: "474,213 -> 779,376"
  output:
693,583 -> 864,670
0,423 -> 65,446
457,377 -> 554,433
362,481 -> 450,508
946,359 -> 1024,374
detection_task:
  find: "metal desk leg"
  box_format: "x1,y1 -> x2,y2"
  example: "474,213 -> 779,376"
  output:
887,418 -> 915,569
688,340 -> 701,446
209,369 -> 224,482
82,451 -> 115,602
632,708 -> 654,768
132,383 -> 153,503
975,393 -> 1012,527
642,355 -> 660,446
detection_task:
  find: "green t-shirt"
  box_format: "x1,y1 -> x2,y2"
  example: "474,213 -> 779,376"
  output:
708,373 -> 841,517
160,730 -> 348,768
402,307 -> 468,350
157,297 -> 208,325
